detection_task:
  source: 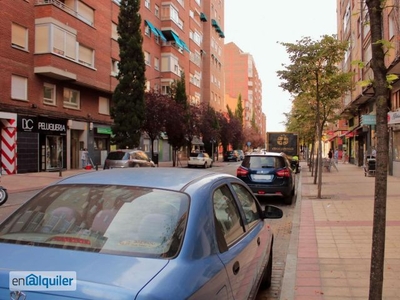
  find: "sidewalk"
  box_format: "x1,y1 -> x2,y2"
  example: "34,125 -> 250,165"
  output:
281,161 -> 400,300
0,160 -> 226,194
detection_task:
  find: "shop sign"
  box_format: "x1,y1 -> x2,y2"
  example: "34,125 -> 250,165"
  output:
18,116 -> 67,134
388,111 -> 400,125
361,115 -> 376,125
97,127 -> 112,135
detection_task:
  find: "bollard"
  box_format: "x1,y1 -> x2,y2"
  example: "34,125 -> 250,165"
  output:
59,165 -> 62,177
96,164 -> 98,171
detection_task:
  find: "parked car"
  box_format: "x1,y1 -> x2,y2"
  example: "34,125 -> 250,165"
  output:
188,151 -> 213,168
103,149 -> 155,169
223,150 -> 240,162
236,151 -> 296,205
0,168 -> 283,299
236,149 -> 245,160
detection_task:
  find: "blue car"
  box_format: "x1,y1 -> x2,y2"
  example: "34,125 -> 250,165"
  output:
0,168 -> 282,299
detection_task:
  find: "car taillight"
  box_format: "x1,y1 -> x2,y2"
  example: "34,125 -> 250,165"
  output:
276,168 -> 291,177
237,166 -> 249,176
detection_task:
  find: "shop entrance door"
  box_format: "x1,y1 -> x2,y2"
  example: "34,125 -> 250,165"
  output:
46,136 -> 63,171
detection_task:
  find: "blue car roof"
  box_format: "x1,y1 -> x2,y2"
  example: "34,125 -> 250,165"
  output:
55,168 -> 226,191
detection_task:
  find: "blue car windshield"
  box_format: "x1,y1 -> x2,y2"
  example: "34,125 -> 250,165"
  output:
0,185 -> 189,259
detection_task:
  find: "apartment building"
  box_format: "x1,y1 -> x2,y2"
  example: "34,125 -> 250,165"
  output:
224,42 -> 264,132
335,0 -> 400,176
201,0 -> 225,112
0,0 -> 227,174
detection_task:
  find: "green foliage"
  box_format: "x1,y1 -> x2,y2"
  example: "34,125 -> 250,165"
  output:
277,35 -> 353,138
173,72 -> 188,109
111,0 -> 145,148
235,94 -> 244,127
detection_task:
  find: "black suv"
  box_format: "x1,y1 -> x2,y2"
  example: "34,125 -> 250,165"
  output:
236,151 -> 295,204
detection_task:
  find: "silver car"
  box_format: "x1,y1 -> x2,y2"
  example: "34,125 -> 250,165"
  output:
103,149 -> 155,169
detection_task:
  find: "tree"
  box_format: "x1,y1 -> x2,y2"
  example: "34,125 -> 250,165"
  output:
218,112 -> 232,153
111,0 -> 146,149
198,104 -> 220,158
142,91 -> 170,160
164,99 -> 186,166
166,74 -> 190,166
365,1 -> 391,299
235,94 -> 244,127
242,126 -> 264,149
278,35 -> 352,198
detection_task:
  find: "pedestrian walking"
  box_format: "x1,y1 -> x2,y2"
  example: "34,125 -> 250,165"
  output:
81,148 -> 88,168
342,149 -> 348,164
334,148 -> 339,165
371,147 -> 376,158
330,149 -> 339,172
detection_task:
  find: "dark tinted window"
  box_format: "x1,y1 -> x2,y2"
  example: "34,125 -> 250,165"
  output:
107,152 -> 129,160
243,156 -> 285,169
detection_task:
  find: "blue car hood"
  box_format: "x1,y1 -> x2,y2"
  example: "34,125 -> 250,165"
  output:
0,243 -> 168,300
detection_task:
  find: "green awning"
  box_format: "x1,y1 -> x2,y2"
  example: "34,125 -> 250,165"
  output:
171,31 -> 184,49
219,31 -> 225,38
200,12 -> 208,22
145,20 -> 160,37
211,19 -> 218,28
155,28 -> 167,42
180,39 -> 190,53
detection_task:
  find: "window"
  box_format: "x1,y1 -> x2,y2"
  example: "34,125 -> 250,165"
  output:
362,5 -> 370,39
144,51 -> 151,66
77,1 -> 94,26
99,97 -> 110,115
63,88 -> 80,109
154,57 -> 160,70
232,184 -> 260,228
78,45 -> 94,67
389,10 -> 395,39
111,59 -> 119,76
145,0 -> 150,9
35,23 -> 77,60
111,22 -> 118,40
154,4 -> 159,17
393,130 -> 400,161
343,3 -> 350,33
363,41 -> 372,65
144,24 -> 151,37
43,83 -> 56,105
12,23 -> 28,50
11,75 -> 28,101
161,84 -> 171,95
213,185 -> 244,246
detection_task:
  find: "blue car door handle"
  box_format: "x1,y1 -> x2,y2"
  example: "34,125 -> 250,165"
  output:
233,261 -> 240,275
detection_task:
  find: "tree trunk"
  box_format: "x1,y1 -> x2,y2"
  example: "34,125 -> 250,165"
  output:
366,1 -> 389,299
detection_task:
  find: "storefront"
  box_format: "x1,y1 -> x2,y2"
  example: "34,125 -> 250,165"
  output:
17,116 -> 67,173
388,111 -> 400,177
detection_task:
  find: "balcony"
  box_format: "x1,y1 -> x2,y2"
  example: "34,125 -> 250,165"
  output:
35,0 -> 94,26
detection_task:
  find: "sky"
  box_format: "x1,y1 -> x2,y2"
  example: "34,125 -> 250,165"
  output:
224,0 -> 337,132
